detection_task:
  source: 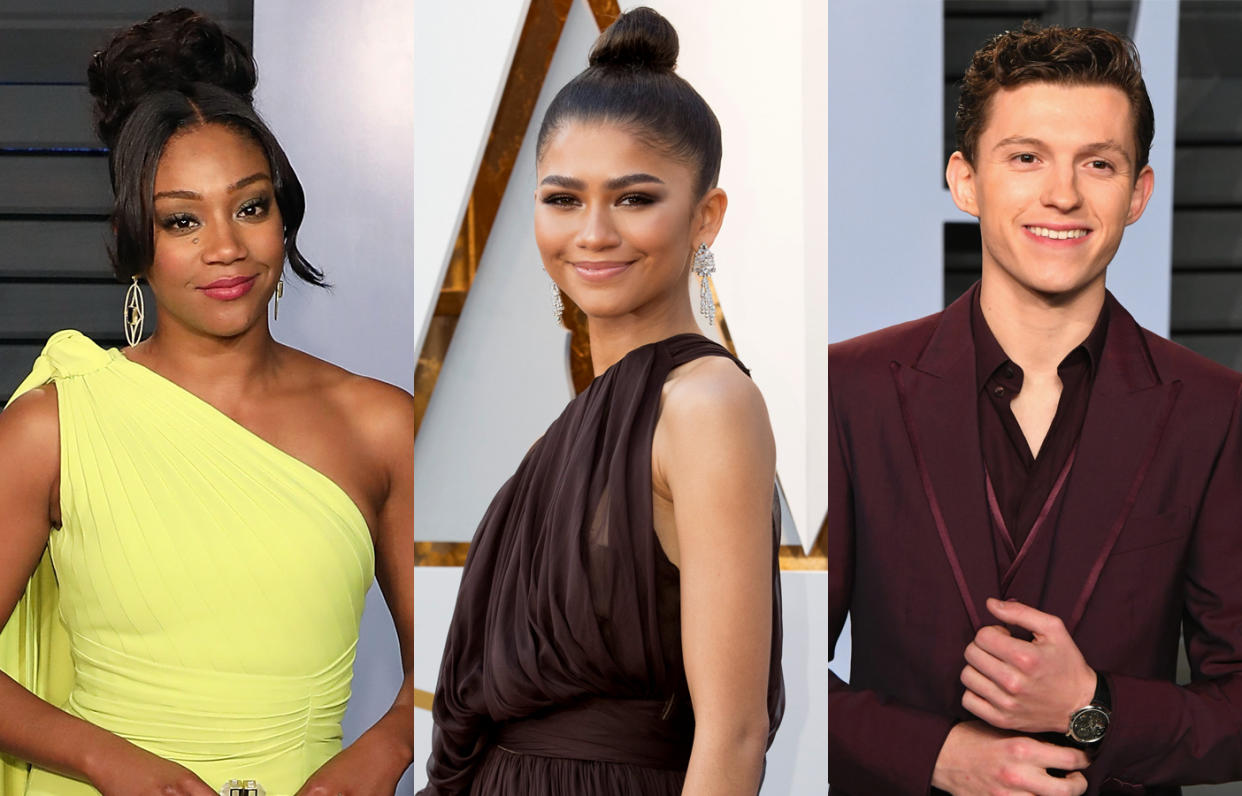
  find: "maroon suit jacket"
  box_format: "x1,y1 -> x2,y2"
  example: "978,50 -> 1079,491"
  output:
829,287 -> 1242,795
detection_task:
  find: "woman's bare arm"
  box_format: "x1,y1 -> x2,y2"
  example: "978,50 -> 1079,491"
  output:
656,358 -> 776,796
0,386 -> 216,795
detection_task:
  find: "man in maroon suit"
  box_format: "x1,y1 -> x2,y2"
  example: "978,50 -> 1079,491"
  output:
829,23 -> 1242,796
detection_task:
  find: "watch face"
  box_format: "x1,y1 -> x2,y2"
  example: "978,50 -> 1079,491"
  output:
1070,706 -> 1109,743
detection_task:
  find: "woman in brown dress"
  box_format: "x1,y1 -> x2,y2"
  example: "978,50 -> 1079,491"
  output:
420,8 -> 783,795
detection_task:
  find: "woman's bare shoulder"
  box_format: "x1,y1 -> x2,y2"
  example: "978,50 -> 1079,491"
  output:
662,354 -> 770,430
0,384 -> 61,525
0,383 -> 60,451
279,347 -> 414,451
656,354 -> 775,492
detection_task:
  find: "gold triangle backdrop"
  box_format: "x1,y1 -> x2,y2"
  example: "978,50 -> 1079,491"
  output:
412,0 -> 825,570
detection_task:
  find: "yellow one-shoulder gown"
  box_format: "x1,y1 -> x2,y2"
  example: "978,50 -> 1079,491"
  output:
0,331 -> 375,796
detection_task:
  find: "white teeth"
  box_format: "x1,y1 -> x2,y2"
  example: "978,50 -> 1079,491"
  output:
1027,225 -> 1088,240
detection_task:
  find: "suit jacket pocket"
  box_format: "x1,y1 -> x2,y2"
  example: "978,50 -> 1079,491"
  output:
1110,505 -> 1192,557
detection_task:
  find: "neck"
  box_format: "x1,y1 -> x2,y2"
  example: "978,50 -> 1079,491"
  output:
978,270 -> 1105,376
128,312 -> 282,395
587,287 -> 702,377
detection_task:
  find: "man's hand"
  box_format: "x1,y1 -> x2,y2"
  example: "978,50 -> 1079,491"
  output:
960,597 -> 1097,734
932,721 -> 1089,796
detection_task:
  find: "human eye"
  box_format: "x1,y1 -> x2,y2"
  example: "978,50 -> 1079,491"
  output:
617,192 -> 656,207
237,195 -> 271,219
1011,152 -> 1039,165
1086,158 -> 1115,172
159,212 -> 198,232
540,193 -> 579,208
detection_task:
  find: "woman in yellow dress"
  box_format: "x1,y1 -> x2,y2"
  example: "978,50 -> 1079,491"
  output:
0,10 -> 413,796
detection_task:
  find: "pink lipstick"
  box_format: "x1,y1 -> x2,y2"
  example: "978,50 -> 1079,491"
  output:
573,261 -> 631,282
199,275 -> 257,300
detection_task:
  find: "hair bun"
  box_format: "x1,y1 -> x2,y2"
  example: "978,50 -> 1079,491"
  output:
87,8 -> 256,148
588,6 -> 678,73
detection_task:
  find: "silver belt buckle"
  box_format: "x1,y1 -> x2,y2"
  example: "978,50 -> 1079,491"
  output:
219,780 -> 265,796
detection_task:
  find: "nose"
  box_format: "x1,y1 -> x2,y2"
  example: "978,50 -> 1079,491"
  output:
1040,162 -> 1082,213
202,219 -> 248,265
574,203 -> 621,251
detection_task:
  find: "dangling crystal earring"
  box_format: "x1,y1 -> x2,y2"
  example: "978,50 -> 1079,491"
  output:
549,273 -> 564,326
272,277 -> 285,321
692,243 -> 717,326
124,275 -> 144,346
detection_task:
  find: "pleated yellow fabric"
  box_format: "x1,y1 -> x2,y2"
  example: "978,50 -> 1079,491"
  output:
0,330 -> 374,796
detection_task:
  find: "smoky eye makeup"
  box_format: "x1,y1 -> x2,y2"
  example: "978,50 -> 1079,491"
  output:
540,192 -> 580,207
237,195 -> 272,217
617,192 -> 659,206
157,211 -> 198,232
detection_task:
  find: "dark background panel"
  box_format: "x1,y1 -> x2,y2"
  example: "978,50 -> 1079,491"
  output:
0,282 -> 144,340
0,11 -> 252,84
1170,272 -> 1242,331
0,85 -> 97,151
1177,78 -> 1242,142
0,0 -> 250,18
1173,334 -> 1242,371
1174,147 -> 1242,206
1171,3 -> 1242,366
0,156 -> 113,215
1178,3 -> 1242,78
1173,210 -> 1242,270
0,343 -> 52,401
0,220 -> 113,278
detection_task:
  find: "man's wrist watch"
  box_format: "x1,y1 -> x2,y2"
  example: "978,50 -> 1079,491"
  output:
1066,671 -> 1111,745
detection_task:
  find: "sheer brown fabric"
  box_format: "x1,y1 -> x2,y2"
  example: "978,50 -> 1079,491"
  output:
420,334 -> 784,795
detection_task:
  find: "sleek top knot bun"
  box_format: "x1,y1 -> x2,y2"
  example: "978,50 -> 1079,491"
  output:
537,6 -> 720,197
588,6 -> 678,73
87,7 -> 256,148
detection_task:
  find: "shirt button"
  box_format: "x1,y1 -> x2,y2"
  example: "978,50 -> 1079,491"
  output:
993,385 -> 1005,397
1004,367 -> 1016,379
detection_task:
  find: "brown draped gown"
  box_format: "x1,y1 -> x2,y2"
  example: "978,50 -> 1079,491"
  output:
419,334 -> 784,795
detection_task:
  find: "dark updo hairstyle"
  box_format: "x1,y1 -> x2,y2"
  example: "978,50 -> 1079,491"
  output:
87,8 -> 323,285
536,7 -> 722,199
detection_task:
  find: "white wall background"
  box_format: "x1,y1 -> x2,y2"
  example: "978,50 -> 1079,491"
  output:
413,0 -> 827,791
253,3 -> 415,793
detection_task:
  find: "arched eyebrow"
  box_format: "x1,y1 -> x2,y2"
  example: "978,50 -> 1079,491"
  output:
153,172 -> 271,201
604,173 -> 663,190
539,173 -> 665,190
228,172 -> 271,192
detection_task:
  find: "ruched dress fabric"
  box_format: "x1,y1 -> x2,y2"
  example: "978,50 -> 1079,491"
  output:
0,331 -> 374,796
421,334 -> 785,795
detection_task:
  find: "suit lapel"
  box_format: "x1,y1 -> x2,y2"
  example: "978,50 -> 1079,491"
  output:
1024,295 -> 1181,634
892,289 -> 999,632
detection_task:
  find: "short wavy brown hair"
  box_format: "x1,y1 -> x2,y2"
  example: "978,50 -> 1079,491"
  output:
955,22 -> 1154,173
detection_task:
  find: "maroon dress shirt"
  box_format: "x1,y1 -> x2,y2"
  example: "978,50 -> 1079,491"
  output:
972,292 -> 1109,575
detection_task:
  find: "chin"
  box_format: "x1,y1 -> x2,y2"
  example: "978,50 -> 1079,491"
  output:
565,294 -> 635,320
200,314 -> 266,339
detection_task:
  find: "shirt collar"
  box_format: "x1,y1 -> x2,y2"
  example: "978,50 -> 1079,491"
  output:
970,283 -> 1110,391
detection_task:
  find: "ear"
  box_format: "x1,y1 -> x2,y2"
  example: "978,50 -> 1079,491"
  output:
692,187 -> 728,248
945,151 -> 980,218
1125,164 -> 1155,226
